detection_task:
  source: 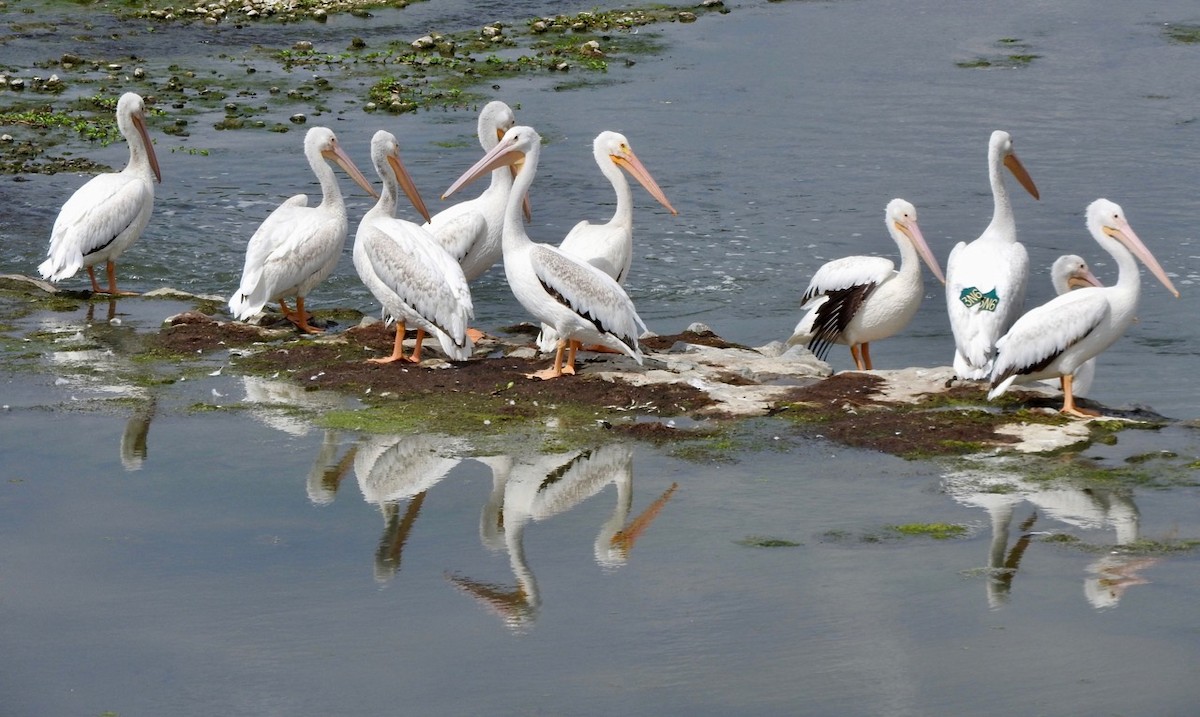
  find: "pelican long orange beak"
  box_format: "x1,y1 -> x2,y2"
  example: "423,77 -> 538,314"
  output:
386,152 -> 431,223
1003,152 -> 1039,200
613,149 -> 677,215
323,140 -> 378,199
133,110 -> 162,184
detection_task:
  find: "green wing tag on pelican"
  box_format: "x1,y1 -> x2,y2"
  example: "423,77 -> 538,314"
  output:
960,286 -> 999,312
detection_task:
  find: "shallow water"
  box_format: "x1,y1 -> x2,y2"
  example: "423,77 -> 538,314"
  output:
2,0 -> 1200,715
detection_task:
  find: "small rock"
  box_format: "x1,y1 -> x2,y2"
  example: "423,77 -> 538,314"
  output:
289,113 -> 306,124
580,40 -> 603,57
678,11 -> 698,22
411,35 -> 435,50
293,40 -> 313,51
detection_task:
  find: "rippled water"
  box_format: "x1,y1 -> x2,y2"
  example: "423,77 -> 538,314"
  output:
3,1 -> 1200,715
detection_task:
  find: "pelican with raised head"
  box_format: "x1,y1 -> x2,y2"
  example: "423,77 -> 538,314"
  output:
946,130 -> 1040,379
988,199 -> 1179,417
443,125 -> 648,380
228,126 -> 376,333
354,130 -> 472,364
538,130 -> 677,353
425,101 -> 528,284
786,198 -> 944,370
39,92 -> 162,296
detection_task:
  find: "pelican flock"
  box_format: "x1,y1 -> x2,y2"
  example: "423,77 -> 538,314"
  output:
443,125 -> 649,380
988,199 -> 1179,416
787,198 -> 945,370
354,130 -> 473,363
538,130 -> 677,352
229,126 -> 377,333
945,130 -> 1040,380
25,90 -> 1185,415
39,92 -> 162,296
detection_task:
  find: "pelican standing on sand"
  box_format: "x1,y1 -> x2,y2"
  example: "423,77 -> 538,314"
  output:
1045,254 -> 1104,396
443,126 -> 648,380
425,101 -> 525,284
786,198 -> 945,370
229,126 -> 376,333
946,130 -> 1040,379
988,199 -> 1179,417
354,130 -> 473,363
538,130 -> 677,352
39,92 -> 162,296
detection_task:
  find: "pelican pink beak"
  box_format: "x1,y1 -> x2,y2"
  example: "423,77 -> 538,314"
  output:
322,139 -> 379,200
613,148 -> 677,215
1103,218 -> 1180,298
1067,265 -> 1103,290
895,216 -> 945,285
444,130 -> 525,200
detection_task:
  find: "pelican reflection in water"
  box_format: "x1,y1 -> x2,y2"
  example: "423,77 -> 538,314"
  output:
354,433 -> 464,583
944,463 -> 1155,609
448,443 -> 677,631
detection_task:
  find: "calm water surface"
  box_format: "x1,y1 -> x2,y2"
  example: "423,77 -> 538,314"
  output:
2,0 -> 1200,715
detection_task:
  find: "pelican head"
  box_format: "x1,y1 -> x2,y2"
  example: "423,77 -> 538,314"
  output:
1051,254 -> 1103,293
1087,198 -> 1179,298
307,126 -> 378,199
444,125 -> 541,200
990,129 -> 1039,200
479,100 -> 517,148
368,129 -> 431,222
886,198 -> 945,284
595,130 -> 678,216
117,92 -> 161,184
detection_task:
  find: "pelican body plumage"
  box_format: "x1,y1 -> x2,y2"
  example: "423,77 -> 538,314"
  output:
988,199 -> 1179,417
538,130 -> 677,352
444,125 -> 648,380
39,92 -> 162,296
354,130 -> 473,363
946,130 -> 1040,379
787,198 -> 945,370
228,126 -> 376,334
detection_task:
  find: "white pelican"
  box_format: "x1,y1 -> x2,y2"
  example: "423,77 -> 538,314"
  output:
228,126 -> 377,334
988,199 -> 1179,417
39,92 -> 162,296
785,198 -> 944,370
443,125 -> 648,380
354,130 -> 473,363
537,130 -> 677,352
946,130 -> 1040,379
1044,254 -> 1103,397
424,100 -> 527,284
